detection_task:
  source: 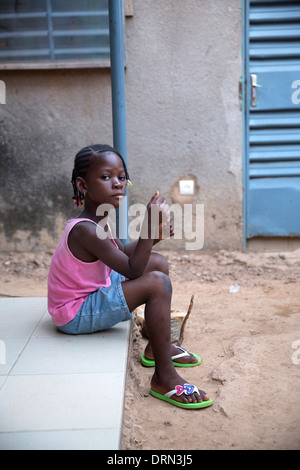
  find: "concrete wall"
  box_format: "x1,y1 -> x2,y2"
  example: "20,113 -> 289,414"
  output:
0,0 -> 243,252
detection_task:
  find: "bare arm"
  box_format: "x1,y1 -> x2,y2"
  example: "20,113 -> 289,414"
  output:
69,192 -> 172,279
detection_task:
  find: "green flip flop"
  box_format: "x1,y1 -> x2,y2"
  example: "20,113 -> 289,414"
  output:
141,346 -> 201,368
150,383 -> 213,409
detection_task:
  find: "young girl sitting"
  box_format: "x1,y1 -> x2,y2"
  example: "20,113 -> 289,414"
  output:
48,144 -> 212,409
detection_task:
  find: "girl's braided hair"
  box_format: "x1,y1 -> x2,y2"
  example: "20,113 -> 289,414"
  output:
71,144 -> 130,207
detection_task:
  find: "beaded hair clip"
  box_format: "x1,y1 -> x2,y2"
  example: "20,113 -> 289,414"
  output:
72,196 -> 84,208
126,179 -> 132,186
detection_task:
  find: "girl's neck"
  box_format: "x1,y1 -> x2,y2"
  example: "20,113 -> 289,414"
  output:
77,207 -> 106,224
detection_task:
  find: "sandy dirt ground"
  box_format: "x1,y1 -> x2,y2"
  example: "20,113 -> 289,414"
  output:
1,248 -> 300,450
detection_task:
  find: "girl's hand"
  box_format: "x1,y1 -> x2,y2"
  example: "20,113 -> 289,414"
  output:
143,192 -> 174,242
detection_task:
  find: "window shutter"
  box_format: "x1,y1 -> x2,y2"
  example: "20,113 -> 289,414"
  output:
0,0 -> 110,69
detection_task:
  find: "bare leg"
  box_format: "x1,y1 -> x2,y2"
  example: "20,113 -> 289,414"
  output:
121,270 -> 209,404
142,253 -> 198,365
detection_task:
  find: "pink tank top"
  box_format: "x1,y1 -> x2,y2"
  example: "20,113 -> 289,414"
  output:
48,218 -> 117,326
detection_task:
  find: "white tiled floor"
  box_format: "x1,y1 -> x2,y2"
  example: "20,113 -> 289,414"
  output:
0,297 -> 131,450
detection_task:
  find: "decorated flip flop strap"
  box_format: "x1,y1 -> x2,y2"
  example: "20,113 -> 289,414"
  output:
165,383 -> 200,398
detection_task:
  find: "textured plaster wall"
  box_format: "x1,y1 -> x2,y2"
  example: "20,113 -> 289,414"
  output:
0,0 -> 242,252
0,69 -> 114,251
125,0 -> 243,251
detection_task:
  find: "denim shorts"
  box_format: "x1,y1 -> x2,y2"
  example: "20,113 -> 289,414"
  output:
57,271 -> 132,335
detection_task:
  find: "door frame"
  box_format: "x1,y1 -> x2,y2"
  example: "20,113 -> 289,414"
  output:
242,0 -> 249,251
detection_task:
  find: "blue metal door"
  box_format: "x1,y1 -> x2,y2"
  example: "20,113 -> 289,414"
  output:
243,0 -> 300,240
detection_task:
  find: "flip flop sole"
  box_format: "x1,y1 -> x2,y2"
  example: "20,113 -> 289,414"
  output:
141,353 -> 201,368
150,389 -> 213,409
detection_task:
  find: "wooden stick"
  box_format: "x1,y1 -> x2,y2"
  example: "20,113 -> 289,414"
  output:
176,294 -> 194,346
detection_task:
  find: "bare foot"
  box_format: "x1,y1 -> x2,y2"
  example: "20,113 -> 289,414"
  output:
150,371 -> 210,405
144,343 -> 199,365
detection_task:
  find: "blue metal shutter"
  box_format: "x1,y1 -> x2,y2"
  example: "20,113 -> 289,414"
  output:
244,0 -> 300,238
0,0 -> 110,68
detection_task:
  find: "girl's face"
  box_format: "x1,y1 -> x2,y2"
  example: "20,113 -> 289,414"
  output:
78,152 -> 127,209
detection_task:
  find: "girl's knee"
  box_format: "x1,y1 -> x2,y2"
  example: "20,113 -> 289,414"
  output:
148,253 -> 169,275
146,270 -> 172,295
